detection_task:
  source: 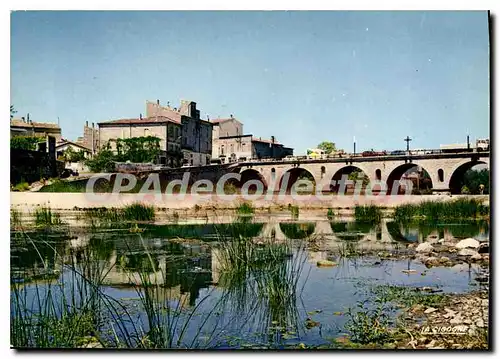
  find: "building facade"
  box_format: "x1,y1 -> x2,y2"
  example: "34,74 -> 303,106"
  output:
98,116 -> 183,167
10,118 -> 62,142
211,116 -> 293,163
146,100 -> 213,166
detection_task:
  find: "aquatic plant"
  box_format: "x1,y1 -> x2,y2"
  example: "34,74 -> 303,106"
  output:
11,208 -> 22,228
345,301 -> 392,345
393,198 -> 489,222
354,205 -> 382,223
123,203 -> 155,222
279,223 -> 315,240
289,205 -> 300,220
34,206 -> 62,226
236,202 -> 254,215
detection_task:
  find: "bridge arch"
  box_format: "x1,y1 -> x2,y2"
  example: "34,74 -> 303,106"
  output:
386,163 -> 433,195
329,165 -> 370,194
278,167 -> 316,194
448,160 -> 489,194
230,168 -> 268,191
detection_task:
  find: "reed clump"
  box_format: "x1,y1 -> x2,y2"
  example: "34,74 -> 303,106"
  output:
393,198 -> 489,222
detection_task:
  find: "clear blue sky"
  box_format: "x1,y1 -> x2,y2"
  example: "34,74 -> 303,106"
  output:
11,11 -> 490,154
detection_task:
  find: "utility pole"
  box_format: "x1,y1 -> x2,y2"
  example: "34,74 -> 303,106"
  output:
467,134 -> 470,151
353,136 -> 356,155
404,136 -> 412,153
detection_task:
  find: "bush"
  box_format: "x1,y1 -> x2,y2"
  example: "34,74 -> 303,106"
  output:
11,136 -> 41,150
13,182 -> 30,192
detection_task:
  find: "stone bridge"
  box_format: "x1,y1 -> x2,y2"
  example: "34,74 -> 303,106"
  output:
231,152 -> 489,194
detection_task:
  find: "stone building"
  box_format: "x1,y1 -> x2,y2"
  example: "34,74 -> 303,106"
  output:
10,118 -> 62,142
81,121 -> 99,155
146,100 -> 213,166
211,116 -> 293,163
97,115 -> 183,167
55,140 -> 93,160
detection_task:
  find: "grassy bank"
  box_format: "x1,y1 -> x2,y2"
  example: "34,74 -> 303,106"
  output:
393,198 -> 489,222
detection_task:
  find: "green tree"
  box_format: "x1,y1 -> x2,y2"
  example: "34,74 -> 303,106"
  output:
62,146 -> 86,162
85,145 -> 116,173
348,170 -> 370,187
10,105 -> 17,120
317,141 -> 336,154
462,169 -> 489,194
85,136 -> 162,172
10,136 -> 41,150
115,136 -> 161,163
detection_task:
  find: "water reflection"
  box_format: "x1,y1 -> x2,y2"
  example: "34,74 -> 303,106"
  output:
10,216 -> 488,348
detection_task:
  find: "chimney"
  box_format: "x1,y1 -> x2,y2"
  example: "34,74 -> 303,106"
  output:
27,113 -> 30,122
157,99 -> 160,105
86,120 -> 88,127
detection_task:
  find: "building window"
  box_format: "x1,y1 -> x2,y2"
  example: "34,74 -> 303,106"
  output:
375,169 -> 382,181
321,166 -> 326,179
221,145 -> 225,155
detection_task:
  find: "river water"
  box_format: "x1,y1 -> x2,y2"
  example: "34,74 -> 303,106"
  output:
10,213 -> 489,348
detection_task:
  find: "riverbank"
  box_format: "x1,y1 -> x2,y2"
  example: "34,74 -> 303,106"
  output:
10,192 -> 489,212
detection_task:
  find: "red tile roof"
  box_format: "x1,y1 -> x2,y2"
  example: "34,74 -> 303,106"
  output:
98,116 -> 180,126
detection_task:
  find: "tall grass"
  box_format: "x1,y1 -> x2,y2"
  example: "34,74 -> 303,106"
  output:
123,203 -> 155,221
83,203 -> 155,223
354,205 -> 382,223
236,202 -> 254,215
289,205 -> 299,220
214,229 -> 308,348
34,206 -> 62,226
393,198 -> 489,222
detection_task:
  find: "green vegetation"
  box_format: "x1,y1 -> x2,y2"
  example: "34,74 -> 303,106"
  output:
13,181 -> 30,192
461,169 -> 489,194
236,202 -> 254,215
345,301 -> 392,345
61,146 -> 86,162
85,136 -> 162,172
85,145 -> 116,173
348,170 -> 370,188
327,208 -> 335,220
372,285 -> 447,308
316,141 -> 336,154
34,207 -> 62,226
279,223 -> 315,239
354,205 -> 382,223
393,198 -> 489,222
10,136 -> 42,150
10,104 -> 17,119
289,205 -> 299,219
123,203 -> 155,221
83,203 -> 155,223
